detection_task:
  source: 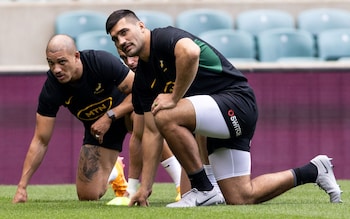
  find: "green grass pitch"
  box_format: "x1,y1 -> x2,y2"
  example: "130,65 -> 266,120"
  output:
1,181 -> 349,219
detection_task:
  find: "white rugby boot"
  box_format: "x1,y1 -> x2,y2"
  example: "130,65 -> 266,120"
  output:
166,188 -> 225,208
310,155 -> 342,203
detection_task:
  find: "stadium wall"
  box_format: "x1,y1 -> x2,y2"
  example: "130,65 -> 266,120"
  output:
1,63 -> 349,184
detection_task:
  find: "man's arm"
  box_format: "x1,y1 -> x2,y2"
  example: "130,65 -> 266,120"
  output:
117,70 -> 134,94
151,38 -> 200,114
12,113 -> 55,203
172,38 -> 200,103
129,112 -> 163,206
90,70 -> 135,143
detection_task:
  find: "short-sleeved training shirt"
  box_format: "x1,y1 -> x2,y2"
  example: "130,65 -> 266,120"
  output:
133,26 -> 253,112
38,50 -> 130,150
133,27 -> 258,152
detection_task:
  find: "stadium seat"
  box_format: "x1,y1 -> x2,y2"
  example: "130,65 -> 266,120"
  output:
297,8 -> 350,36
135,10 -> 174,30
317,28 -> 350,61
257,28 -> 316,62
76,30 -> 119,58
175,8 -> 233,36
338,57 -> 350,62
55,10 -> 107,40
236,9 -> 295,36
199,29 -> 257,61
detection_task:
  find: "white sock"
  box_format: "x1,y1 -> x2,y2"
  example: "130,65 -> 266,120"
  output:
108,165 -> 118,183
204,164 -> 221,192
126,178 -> 139,198
161,156 -> 182,188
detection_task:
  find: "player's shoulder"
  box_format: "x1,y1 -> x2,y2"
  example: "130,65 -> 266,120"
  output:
80,50 -> 116,61
153,26 -> 189,36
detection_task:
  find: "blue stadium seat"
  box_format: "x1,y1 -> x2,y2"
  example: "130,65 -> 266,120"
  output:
175,8 -> 233,36
297,8 -> 350,36
55,10 -> 107,40
76,30 -> 119,58
135,10 -> 174,30
236,9 -> 295,36
199,29 -> 257,62
257,28 -> 316,62
338,57 -> 350,62
317,28 -> 350,61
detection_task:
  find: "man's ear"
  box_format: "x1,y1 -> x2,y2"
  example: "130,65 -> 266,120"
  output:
75,51 -> 80,59
138,21 -> 146,31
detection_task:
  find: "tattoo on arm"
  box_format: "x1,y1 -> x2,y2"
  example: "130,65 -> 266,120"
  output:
119,84 -> 129,93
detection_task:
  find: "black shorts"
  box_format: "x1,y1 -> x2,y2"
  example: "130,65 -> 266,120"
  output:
83,117 -> 128,151
207,85 -> 258,154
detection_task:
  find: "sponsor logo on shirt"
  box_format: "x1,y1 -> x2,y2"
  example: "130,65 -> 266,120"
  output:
150,78 -> 174,93
159,60 -> 168,72
77,97 -> 112,121
94,83 -> 104,94
164,81 -> 174,93
65,96 -> 73,105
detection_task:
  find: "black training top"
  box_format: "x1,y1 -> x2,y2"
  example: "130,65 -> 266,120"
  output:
133,26 -> 249,113
37,50 -> 130,150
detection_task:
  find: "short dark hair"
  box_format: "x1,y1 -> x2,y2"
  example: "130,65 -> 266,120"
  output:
106,9 -> 140,34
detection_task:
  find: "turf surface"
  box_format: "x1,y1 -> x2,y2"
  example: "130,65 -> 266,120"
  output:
1,181 -> 348,219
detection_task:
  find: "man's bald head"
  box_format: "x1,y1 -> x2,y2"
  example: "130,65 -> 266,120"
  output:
46,34 -> 77,54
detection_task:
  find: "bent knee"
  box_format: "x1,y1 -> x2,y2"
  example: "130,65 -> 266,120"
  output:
77,190 -> 105,201
76,184 -> 107,201
218,177 -> 258,205
154,110 -> 172,129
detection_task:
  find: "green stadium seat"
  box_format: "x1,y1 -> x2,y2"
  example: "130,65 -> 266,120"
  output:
297,8 -> 350,36
257,28 -> 316,62
135,10 -> 174,30
199,29 -> 257,61
175,8 -> 233,36
236,9 -> 294,37
317,28 -> 350,61
76,30 -> 119,58
55,10 -> 107,40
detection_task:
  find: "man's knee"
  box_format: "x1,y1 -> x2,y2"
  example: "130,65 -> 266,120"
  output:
78,193 -> 103,201
218,176 -> 256,205
77,184 -> 107,201
154,110 -> 172,130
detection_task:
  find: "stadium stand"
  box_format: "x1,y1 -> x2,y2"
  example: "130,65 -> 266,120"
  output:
317,28 -> 350,61
236,9 -> 295,37
175,8 -> 233,36
55,10 -> 108,40
297,8 -> 350,36
257,28 -> 316,62
75,30 -> 119,58
135,10 -> 174,30
199,29 -> 257,62
2,2 -> 350,65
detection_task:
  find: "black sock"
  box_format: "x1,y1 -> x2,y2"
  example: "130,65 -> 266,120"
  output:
292,163 -> 318,186
188,168 -> 214,191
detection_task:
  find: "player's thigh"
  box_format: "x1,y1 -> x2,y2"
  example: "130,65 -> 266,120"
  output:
76,145 -> 119,195
186,95 -> 230,138
78,144 -> 119,180
154,98 -> 196,133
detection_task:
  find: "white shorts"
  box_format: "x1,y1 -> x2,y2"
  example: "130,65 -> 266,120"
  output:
208,148 -> 251,181
186,95 -> 230,138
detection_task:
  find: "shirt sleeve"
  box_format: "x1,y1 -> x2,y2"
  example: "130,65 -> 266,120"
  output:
92,50 -> 130,86
37,75 -> 63,117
